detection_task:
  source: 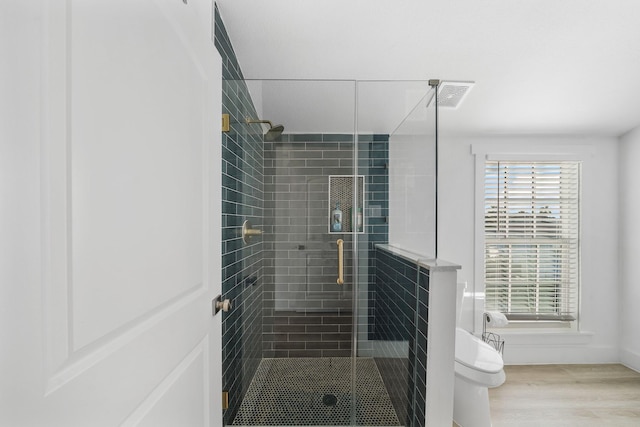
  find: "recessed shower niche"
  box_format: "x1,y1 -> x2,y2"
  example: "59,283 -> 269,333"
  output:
329,175 -> 365,234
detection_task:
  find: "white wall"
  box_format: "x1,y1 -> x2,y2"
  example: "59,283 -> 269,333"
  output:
391,134 -> 620,364
619,127 -> 640,371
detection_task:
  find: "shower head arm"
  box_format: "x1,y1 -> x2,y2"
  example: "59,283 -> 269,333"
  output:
245,118 -> 274,128
245,117 -> 284,141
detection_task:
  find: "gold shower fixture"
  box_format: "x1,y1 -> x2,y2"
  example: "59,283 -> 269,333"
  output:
245,118 -> 284,141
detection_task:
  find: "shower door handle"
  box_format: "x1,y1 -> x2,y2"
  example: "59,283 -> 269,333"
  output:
336,239 -> 344,285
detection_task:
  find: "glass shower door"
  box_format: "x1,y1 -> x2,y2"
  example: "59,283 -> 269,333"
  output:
222,79 -> 364,426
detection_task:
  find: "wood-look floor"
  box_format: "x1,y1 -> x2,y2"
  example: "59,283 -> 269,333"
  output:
486,364 -> 640,426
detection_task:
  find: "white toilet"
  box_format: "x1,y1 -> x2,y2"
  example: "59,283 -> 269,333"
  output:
453,284 -> 506,427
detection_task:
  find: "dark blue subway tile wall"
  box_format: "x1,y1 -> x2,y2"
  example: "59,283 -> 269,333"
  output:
357,137 -> 389,343
373,247 -> 417,425
373,246 -> 430,427
374,248 -> 418,342
214,4 -> 245,81
262,134 -> 389,358
215,6 -> 263,425
413,268 -> 430,427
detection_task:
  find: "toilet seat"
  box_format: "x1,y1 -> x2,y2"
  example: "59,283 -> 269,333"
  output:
454,328 -> 505,388
455,328 -> 503,373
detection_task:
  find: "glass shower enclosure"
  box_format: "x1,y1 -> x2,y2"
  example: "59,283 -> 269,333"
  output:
220,78 -> 437,426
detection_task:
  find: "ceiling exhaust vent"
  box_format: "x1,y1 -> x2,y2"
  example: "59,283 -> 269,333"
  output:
431,81 -> 475,109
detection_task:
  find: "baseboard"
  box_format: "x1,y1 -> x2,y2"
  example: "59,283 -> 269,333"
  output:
502,344 -> 618,365
620,347 -> 640,372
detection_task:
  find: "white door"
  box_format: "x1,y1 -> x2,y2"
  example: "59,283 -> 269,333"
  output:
0,0 -> 222,425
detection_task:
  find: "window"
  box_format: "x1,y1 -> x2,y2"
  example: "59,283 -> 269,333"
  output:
484,161 -> 580,322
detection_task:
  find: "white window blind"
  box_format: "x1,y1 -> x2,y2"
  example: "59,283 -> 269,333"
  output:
484,161 -> 580,321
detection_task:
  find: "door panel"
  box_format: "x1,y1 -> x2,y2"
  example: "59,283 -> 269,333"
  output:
70,0 -> 207,351
2,0 -> 222,425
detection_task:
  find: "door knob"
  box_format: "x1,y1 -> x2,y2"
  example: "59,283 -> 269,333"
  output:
213,295 -> 233,315
217,299 -> 232,312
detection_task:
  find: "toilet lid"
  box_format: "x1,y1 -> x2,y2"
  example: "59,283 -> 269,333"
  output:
455,328 -> 504,374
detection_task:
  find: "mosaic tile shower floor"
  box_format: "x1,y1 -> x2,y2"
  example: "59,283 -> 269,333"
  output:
232,357 -> 401,426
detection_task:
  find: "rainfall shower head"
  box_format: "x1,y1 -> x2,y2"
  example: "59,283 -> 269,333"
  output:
265,124 -> 284,141
246,118 -> 285,141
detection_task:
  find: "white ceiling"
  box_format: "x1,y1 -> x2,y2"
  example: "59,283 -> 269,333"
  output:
216,0 -> 640,137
